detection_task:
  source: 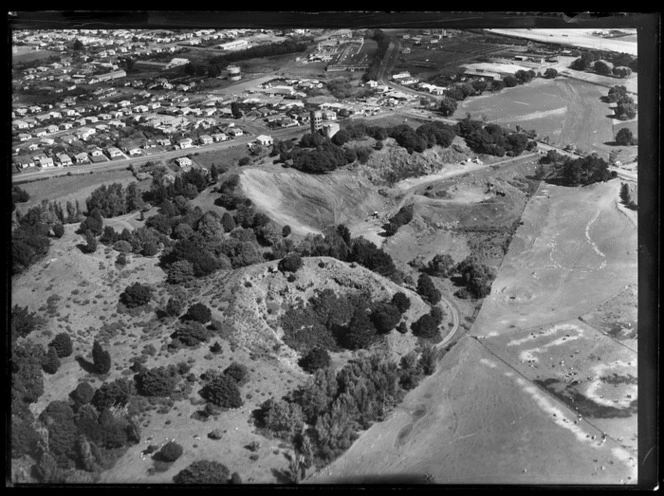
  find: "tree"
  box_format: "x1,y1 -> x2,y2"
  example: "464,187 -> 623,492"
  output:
83,230 -> 98,254
593,60 -> 611,76
184,303 -> 212,323
619,182 -> 631,205
411,310 -> 442,340
71,382 -> 94,405
298,347 -> 332,374
340,307 -> 377,350
416,273 -> 441,305
370,302 -> 402,334
166,296 -> 185,317
92,340 -> 111,375
155,441 -> 183,462
503,75 -> 518,87
53,224 -> 65,238
166,260 -> 195,284
223,362 -> 250,386
11,305 -> 45,342
570,57 -> 589,71
615,101 -> 637,120
173,460 -> 230,484
200,375 -> 244,408
171,321 -> 212,347
221,212 -> 236,232
72,38 -> 84,50
391,292 -> 411,314
282,225 -> 292,237
136,366 -> 178,397
49,333 -> 73,358
426,253 -> 455,277
120,282 -> 153,308
279,252 -> 303,273
231,102 -> 243,119
543,68 -> 558,79
615,127 -> 637,146
42,346 -> 61,374
438,96 -> 458,117
92,378 -> 133,410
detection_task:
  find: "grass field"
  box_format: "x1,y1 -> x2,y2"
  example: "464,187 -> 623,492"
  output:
15,169 -> 148,212
454,77 -> 627,157
12,47 -> 58,63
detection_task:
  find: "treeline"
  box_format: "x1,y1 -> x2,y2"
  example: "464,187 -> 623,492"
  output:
538,153 -> 617,187
412,253 -> 497,300
184,40 -> 308,78
362,29 -> 393,83
383,204 -> 414,236
455,117 -> 537,157
254,347 -> 439,470
279,120 -> 456,174
570,50 -> 637,75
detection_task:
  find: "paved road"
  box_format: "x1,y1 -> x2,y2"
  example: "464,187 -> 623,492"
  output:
13,125 -> 308,183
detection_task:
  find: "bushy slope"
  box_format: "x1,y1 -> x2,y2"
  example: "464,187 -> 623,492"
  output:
208,256 -> 430,362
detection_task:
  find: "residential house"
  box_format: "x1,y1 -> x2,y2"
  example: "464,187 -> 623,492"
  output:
37,155 -> 54,168
28,143 -> 40,151
255,135 -> 273,147
33,128 -> 48,137
18,133 -> 32,141
227,128 -> 243,137
86,116 -> 99,124
57,153 -> 72,166
40,138 -> 55,146
46,124 -> 59,134
13,119 -> 30,129
74,152 -> 90,164
199,135 -> 213,145
157,138 -> 172,147
14,156 -> 35,168
176,157 -> 193,169
127,147 -> 142,157
178,138 -> 194,149
107,147 -> 124,159
211,133 -> 228,142
59,122 -> 73,130
89,147 -> 104,158
49,111 -> 62,119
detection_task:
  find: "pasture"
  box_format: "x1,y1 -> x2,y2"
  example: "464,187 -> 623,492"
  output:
472,179 -> 637,337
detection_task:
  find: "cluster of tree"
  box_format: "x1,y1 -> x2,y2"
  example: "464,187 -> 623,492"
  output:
410,306 -> 444,339
383,204 -> 414,236
12,185 -> 30,211
100,223 -> 167,258
619,182 -> 637,210
604,86 -> 637,121
198,364 -> 246,409
148,167 -> 210,205
85,182 -> 145,218
455,117 -> 537,157
571,50 -> 637,74
424,253 -> 456,278
135,364 -> 185,397
454,256 -> 496,299
416,273 -> 441,305
362,29 -> 393,83
325,78 -> 354,100
293,225 -> 401,283
256,348 -> 438,468
615,127 -> 638,146
543,154 -> 617,187
543,68 -> 559,79
281,287 -> 411,353
12,205 -> 56,275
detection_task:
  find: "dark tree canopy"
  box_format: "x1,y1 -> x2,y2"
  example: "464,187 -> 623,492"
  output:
298,347 -> 332,374
184,303 -> 212,324
120,282 -> 153,308
173,460 -> 230,484
92,340 -> 112,375
200,375 -> 244,408
416,273 -> 441,305
49,333 -> 73,358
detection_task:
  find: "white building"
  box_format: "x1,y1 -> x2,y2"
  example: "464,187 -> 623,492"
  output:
255,134 -> 273,146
